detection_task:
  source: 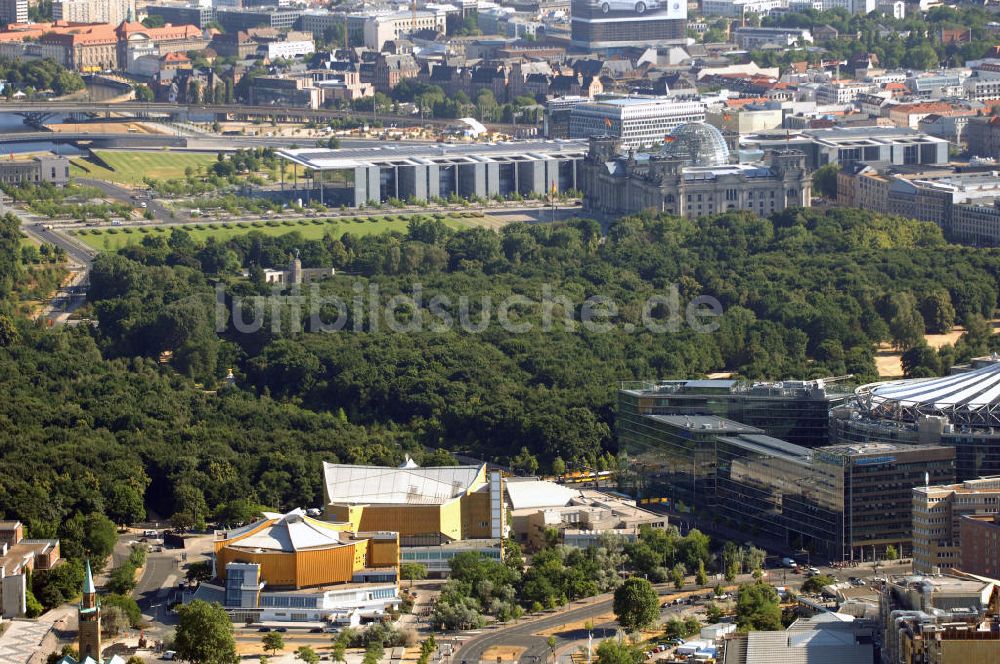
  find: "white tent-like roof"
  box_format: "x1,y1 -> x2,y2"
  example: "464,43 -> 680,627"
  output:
227,509 -> 345,552
322,462 -> 485,506
505,480 -> 580,511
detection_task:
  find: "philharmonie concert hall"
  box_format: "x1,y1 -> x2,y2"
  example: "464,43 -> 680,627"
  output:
833,356 -> 1000,481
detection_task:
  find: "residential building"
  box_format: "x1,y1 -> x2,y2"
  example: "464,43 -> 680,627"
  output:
0,0 -> 26,26
886,102 -> 964,129
53,0 -> 134,24
0,155 -> 70,186
966,116 -> 1000,160
964,75 -> 1000,102
145,3 -> 214,28
732,27 -> 813,50
505,480 -> 666,550
960,514 -> 1000,579
373,53 -> 419,95
276,140 -> 587,208
314,68 -> 373,103
918,113 -> 973,144
881,573 -> 1000,664
816,81 -> 872,105
0,521 -> 60,618
912,477 -> 1000,574
568,97 -> 705,149
580,127 -> 810,219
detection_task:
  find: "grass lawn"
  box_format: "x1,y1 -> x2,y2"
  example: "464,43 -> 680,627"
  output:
72,214 -> 486,251
70,150 -> 220,185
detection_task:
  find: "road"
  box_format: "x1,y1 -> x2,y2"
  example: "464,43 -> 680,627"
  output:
0,130 -> 442,150
454,562 -> 907,664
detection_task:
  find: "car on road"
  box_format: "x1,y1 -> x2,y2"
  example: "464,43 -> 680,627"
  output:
258,626 -> 271,632
275,626 -> 288,632
143,529 -> 158,537
808,567 -> 820,575
162,653 -> 176,661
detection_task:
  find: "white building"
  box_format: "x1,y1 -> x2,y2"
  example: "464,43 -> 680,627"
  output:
816,81 -> 873,104
53,0 -> 134,24
818,0 -> 874,13
876,0 -> 905,18
363,9 -> 448,51
965,75 -> 1000,102
266,39 -> 315,61
733,27 -> 813,50
568,97 -> 706,149
701,0 -> 788,17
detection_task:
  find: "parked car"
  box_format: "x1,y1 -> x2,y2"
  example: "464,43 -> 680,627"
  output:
258,626 -> 271,632
162,652 -> 176,661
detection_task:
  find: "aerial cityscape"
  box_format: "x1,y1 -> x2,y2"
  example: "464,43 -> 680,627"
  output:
2,0 -> 1000,663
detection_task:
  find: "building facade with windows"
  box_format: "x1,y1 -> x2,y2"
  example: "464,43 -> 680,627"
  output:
741,127 -> 949,170
277,141 -> 587,208
912,477 -> 1000,574
960,513 -> 1000,579
0,155 -> 70,186
580,130 -> 810,219
568,97 -> 705,149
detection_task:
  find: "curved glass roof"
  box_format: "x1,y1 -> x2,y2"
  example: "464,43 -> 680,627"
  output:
866,361 -> 1000,410
661,122 -> 730,167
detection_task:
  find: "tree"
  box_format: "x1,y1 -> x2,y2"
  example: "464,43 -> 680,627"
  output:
735,583 -> 782,631
670,563 -> 686,590
551,456 -> 566,476
811,164 -> 839,198
134,84 -> 155,102
106,485 -> 146,527
262,631 -> 285,655
695,560 -> 708,586
547,636 -> 557,662
612,577 -> 660,633
888,292 -> 925,351
102,605 -> 130,637
594,639 -> 643,664
885,544 -> 899,561
296,646 -> 320,664
331,640 -> 347,664
800,574 -> 835,594
400,562 -> 427,587
174,600 -> 238,664
920,290 -> 956,334
705,602 -> 723,623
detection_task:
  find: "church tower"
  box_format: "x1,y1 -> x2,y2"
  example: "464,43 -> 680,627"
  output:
79,559 -> 102,661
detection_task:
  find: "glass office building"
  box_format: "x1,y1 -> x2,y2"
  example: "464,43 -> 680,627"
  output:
715,434 -> 846,561
619,379 -> 848,448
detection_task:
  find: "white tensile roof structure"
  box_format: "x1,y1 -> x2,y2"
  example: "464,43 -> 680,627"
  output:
857,360 -> 1000,427
322,462 -> 485,506
223,509 -> 346,552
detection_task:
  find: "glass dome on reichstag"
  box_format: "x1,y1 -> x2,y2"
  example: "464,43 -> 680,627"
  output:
661,122 -> 730,167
